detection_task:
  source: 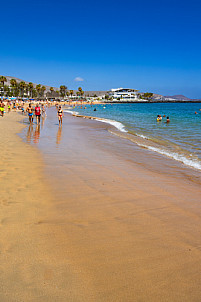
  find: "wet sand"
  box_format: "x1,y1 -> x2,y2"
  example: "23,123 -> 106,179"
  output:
1,109 -> 201,301
0,112 -> 89,301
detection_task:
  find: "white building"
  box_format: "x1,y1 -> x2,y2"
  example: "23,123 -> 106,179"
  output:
109,88 -> 138,100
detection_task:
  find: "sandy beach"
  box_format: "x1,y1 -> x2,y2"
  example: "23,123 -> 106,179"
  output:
1,109 -> 201,301
0,112 -> 90,301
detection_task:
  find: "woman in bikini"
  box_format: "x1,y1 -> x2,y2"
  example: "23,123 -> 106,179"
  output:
57,106 -> 63,125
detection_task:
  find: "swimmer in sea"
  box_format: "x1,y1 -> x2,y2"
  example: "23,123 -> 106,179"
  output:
57,106 -> 63,125
166,116 -> 170,123
157,114 -> 162,121
26,103 -> 34,124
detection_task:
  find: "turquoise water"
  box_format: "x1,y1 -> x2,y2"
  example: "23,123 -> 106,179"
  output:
65,103 -> 201,170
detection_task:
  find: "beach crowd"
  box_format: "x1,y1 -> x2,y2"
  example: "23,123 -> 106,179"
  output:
0,99 -> 64,125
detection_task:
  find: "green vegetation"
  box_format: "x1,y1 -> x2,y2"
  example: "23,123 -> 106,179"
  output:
143,92 -> 153,99
60,85 -> 67,98
19,81 -> 26,98
78,87 -> 84,97
0,76 -> 72,99
0,76 -> 7,96
28,82 -> 34,98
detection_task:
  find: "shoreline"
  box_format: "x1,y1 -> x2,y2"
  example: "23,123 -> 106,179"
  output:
64,109 -> 201,173
23,108 -> 201,301
2,109 -> 201,301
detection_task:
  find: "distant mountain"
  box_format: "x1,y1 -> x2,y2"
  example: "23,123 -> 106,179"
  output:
84,90 -> 108,97
0,75 -> 107,96
164,95 -> 191,101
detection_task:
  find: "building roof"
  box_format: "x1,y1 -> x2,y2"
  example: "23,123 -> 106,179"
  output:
110,88 -> 138,92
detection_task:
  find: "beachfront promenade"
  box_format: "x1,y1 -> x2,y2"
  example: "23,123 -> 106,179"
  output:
1,105 -> 201,302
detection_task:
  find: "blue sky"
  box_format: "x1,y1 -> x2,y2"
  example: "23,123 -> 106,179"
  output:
0,0 -> 201,98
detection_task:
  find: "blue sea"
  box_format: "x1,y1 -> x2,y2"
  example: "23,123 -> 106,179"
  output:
65,103 -> 201,171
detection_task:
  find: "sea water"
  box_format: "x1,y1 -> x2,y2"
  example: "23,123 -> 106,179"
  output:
65,103 -> 201,171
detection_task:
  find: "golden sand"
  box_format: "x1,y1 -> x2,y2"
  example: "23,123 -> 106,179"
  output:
1,111 -> 201,301
0,113 -> 88,301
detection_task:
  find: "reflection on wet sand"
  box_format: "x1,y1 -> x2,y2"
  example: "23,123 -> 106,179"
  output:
33,124 -> 40,144
26,124 -> 33,143
41,115 -> 46,129
56,125 -> 62,145
26,124 -> 40,144
26,116 -> 46,144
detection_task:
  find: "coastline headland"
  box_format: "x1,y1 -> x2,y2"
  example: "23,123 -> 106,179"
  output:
104,100 -> 201,104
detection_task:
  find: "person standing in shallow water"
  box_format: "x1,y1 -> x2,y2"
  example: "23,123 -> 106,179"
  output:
26,103 -> 34,124
35,103 -> 41,125
57,106 -> 63,125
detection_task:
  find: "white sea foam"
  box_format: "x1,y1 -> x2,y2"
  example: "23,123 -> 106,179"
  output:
135,133 -> 149,140
64,110 -> 127,133
94,118 -> 127,133
64,110 -> 201,170
64,110 -> 79,115
136,143 -> 201,171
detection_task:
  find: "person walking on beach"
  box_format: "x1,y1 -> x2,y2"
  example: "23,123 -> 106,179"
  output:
35,103 -> 41,124
41,104 -> 46,117
7,102 -> 11,113
21,104 -> 25,114
57,106 -> 63,125
0,101 -> 5,117
26,103 -> 34,124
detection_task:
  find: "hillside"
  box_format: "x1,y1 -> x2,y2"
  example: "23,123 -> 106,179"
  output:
164,95 -> 191,101
0,75 -> 58,91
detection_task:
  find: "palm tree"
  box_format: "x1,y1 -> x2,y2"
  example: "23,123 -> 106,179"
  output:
14,84 -> 20,97
50,87 -> 54,97
4,85 -> 10,97
36,84 -> 41,98
60,85 -> 67,98
32,88 -> 37,98
0,76 -> 7,96
70,90 -> 74,97
19,81 -> 27,98
41,86 -> 46,98
78,87 -> 82,96
10,79 -> 17,96
28,82 -> 34,98
25,85 -> 29,98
